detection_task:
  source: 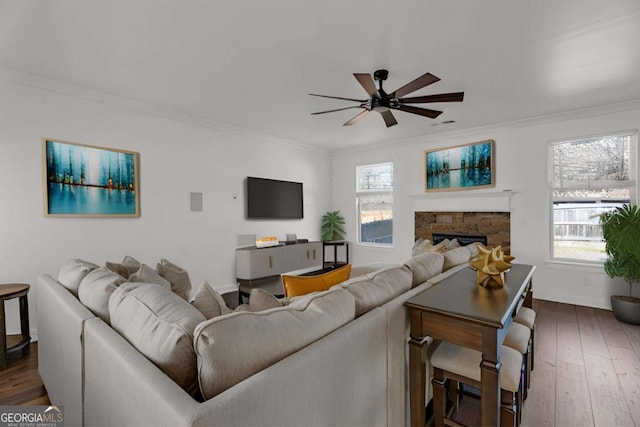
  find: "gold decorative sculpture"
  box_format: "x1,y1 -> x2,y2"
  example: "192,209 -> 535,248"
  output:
469,245 -> 515,289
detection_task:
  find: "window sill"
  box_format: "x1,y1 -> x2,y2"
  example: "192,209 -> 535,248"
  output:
545,258 -> 607,273
356,242 -> 395,250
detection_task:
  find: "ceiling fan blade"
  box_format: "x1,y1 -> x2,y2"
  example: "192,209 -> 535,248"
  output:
353,73 -> 380,97
311,106 -> 363,115
399,92 -> 465,104
343,109 -> 370,126
392,72 -> 440,98
309,93 -> 367,103
380,110 -> 398,127
396,104 -> 443,119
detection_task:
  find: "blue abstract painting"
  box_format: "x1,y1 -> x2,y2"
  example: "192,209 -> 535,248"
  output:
43,139 -> 139,216
425,140 -> 494,191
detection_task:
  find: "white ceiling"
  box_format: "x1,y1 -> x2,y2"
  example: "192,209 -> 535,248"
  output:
2,0 -> 640,151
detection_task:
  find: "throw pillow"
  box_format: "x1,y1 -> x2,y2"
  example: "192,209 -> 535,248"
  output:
249,288 -> 283,312
129,264 -> 171,288
412,238 -> 449,256
411,237 -> 429,257
57,259 -> 99,297
109,282 -> 205,398
106,255 -> 142,278
281,264 -> 352,298
446,238 -> 461,250
77,267 -> 126,323
157,258 -> 192,300
191,280 -> 232,320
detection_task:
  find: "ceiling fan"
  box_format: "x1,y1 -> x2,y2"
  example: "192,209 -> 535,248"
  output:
309,69 -> 464,128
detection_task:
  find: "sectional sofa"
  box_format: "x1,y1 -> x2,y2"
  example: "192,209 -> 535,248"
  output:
36,245 -> 477,427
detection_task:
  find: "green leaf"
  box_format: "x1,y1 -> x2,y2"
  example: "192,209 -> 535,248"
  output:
320,210 -> 346,241
600,204 -> 640,295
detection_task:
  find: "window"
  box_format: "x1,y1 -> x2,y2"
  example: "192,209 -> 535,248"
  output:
356,162 -> 393,245
549,131 -> 637,262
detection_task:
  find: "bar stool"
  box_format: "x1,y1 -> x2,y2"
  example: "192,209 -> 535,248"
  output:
430,342 -> 523,427
504,322 -> 532,401
514,307 -> 536,371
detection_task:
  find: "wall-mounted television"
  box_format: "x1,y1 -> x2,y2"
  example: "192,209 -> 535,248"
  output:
246,177 -> 303,219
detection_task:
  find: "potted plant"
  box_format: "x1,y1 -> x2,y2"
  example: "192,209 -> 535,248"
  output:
600,204 -> 640,324
321,210 -> 346,241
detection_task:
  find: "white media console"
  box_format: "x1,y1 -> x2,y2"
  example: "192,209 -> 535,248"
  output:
235,241 -> 323,301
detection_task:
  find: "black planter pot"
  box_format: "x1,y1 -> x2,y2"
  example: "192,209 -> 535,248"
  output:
611,295 -> 640,325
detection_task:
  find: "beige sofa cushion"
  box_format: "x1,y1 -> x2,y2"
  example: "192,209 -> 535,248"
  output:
57,259 -> 99,296
404,252 -> 445,287
191,280 -> 232,319
339,266 -> 412,317
194,288 -> 355,399
109,282 -> 205,398
349,263 -> 394,278
157,259 -> 192,300
443,246 -> 472,271
78,267 -> 126,323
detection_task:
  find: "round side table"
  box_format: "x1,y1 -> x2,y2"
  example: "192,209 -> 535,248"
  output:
1,283 -> 31,370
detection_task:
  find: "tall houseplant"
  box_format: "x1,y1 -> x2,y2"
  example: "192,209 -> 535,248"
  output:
600,204 -> 640,324
321,210 -> 346,241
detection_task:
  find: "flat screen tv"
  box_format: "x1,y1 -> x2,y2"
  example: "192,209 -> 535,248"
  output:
247,177 -> 303,219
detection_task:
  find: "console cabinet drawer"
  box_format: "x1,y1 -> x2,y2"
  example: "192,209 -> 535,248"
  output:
236,241 -> 322,280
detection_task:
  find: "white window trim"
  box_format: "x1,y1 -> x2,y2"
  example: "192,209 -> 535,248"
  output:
356,162 -> 394,247
548,130 -> 638,264
356,193 -> 394,248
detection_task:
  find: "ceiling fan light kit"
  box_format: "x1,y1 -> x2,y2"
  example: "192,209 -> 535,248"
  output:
310,69 -> 464,128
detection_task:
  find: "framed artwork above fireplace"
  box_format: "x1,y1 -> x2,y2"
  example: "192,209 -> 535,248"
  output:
424,139 -> 495,192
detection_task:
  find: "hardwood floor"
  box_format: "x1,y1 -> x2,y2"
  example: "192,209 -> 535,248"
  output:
0,342 -> 49,405
1,301 -> 639,427
521,299 -> 639,427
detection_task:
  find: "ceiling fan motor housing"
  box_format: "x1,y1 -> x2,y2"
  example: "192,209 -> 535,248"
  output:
373,69 -> 389,81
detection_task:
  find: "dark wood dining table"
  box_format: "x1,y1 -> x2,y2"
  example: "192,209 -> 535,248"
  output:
404,263 -> 535,426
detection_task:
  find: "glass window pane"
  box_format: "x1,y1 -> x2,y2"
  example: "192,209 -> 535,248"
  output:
359,193 -> 393,244
357,163 -> 393,191
549,131 -> 636,262
552,201 -> 627,261
551,135 -> 632,190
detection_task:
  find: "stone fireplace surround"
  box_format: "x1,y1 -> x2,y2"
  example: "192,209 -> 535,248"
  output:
415,211 -> 511,254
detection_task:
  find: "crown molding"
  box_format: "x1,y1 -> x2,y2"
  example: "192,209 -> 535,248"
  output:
0,65 -> 328,154
335,98 -> 640,154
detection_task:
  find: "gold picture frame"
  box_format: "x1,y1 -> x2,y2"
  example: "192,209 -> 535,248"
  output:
43,138 -> 140,217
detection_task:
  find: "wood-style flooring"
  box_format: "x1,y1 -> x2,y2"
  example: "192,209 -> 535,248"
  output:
521,299 -> 640,427
0,342 -> 49,405
1,301 -> 639,427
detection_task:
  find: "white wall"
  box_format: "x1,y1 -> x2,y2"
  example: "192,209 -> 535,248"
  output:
0,78 -> 331,337
332,102 -> 640,310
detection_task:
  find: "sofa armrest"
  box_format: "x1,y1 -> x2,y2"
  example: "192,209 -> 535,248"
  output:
37,274 -> 95,427
83,318 -> 201,427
